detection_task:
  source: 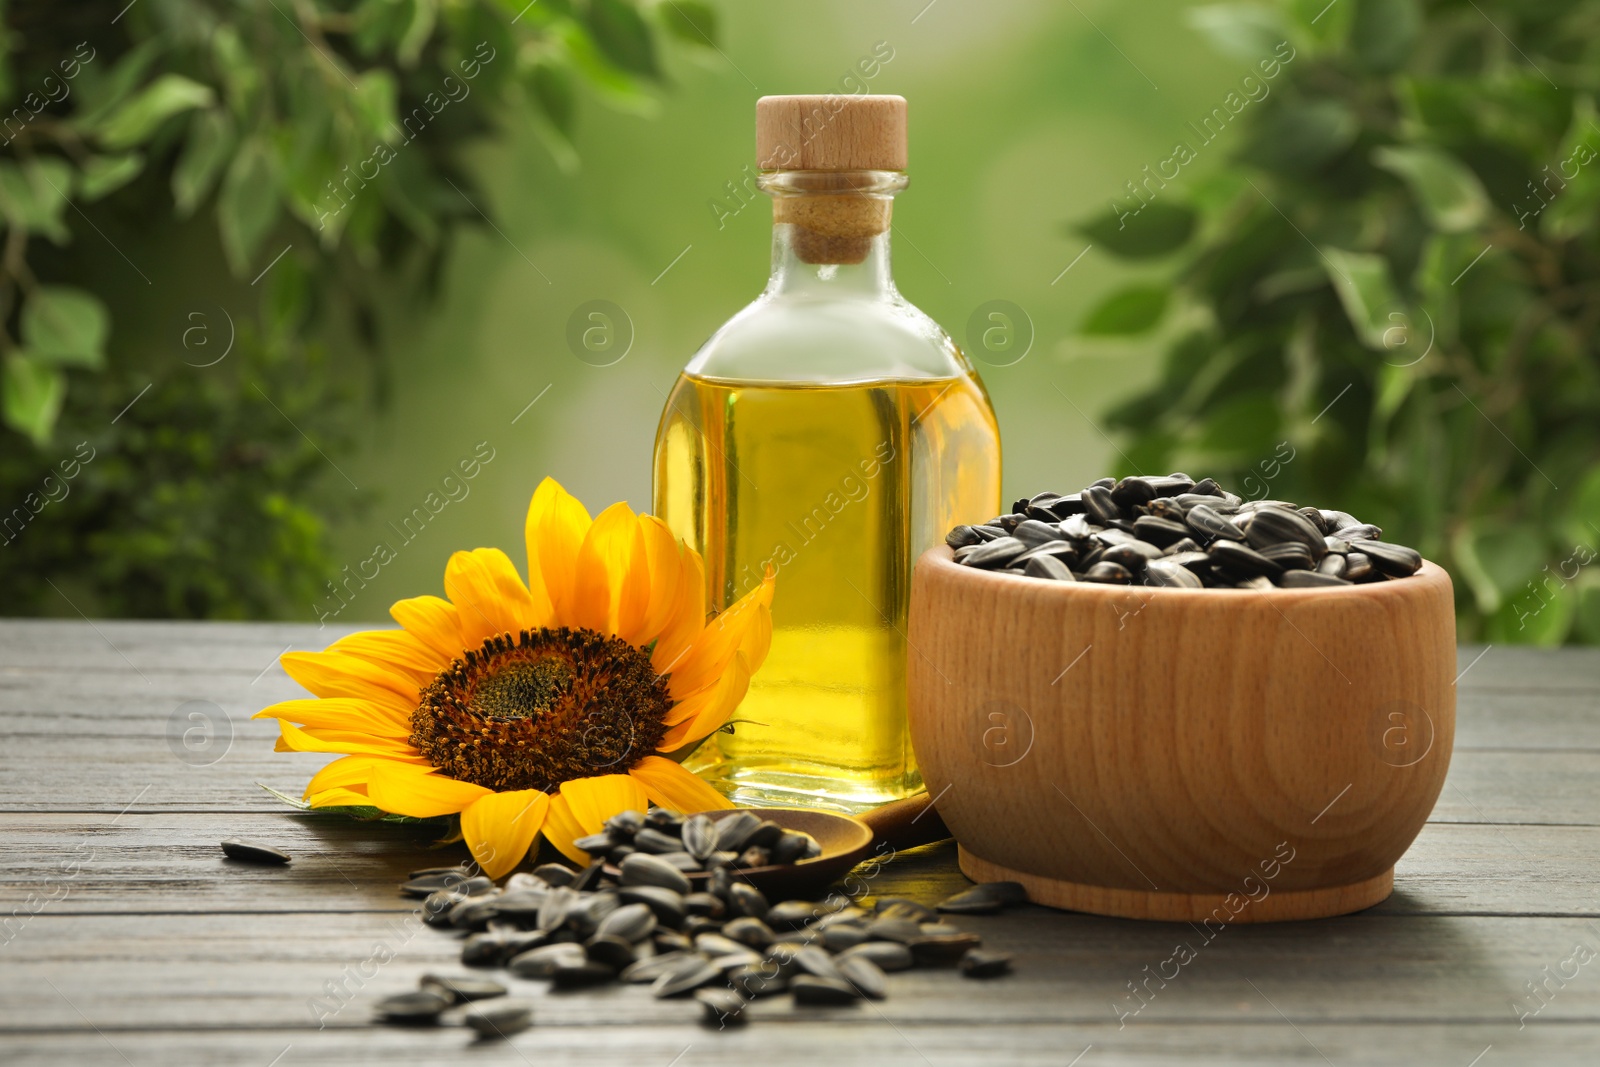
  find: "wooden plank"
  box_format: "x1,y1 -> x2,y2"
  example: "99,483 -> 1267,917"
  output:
4,908 -> 1600,1030
1,816 -> 1597,919
2,1021 -> 1592,1067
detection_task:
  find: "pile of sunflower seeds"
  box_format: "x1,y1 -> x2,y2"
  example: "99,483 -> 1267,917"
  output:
946,474 -> 1423,589
573,807 -> 823,873
376,809 -> 1022,1034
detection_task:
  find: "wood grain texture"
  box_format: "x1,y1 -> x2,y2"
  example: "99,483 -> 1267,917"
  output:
2,619 -> 1598,1065
907,549 -> 1458,919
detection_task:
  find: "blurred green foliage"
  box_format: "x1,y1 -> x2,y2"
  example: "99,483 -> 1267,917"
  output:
1075,0 -> 1600,644
0,0 -> 713,616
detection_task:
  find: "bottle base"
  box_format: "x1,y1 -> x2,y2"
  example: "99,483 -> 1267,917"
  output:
690,759 -> 923,815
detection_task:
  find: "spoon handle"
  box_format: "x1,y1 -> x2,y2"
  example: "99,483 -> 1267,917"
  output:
857,791 -> 951,853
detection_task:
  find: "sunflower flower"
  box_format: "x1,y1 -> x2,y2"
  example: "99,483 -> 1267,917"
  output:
257,477 -> 773,878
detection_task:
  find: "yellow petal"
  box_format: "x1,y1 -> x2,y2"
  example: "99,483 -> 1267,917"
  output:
328,629 -> 443,687
666,570 -> 775,698
571,502 -> 652,637
629,756 -> 734,813
540,794 -> 592,865
303,755 -> 391,798
389,595 -> 468,663
558,774 -> 649,837
306,787 -> 374,808
273,720 -> 425,759
630,515 -> 684,645
461,790 -> 550,879
281,650 -> 419,716
526,477 -> 592,626
658,651 -> 751,750
445,548 -> 544,649
651,549 -> 705,677
254,697 -> 413,738
364,761 -> 492,818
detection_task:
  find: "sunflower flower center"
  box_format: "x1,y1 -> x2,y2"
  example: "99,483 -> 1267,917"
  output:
410,627 -> 673,792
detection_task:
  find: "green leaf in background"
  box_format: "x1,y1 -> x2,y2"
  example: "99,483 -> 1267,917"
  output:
21,287 -> 109,369
586,0 -> 661,78
1,356 -> 65,446
1076,201 -> 1196,259
1373,145 -> 1489,232
217,139 -> 281,276
1322,247 -> 1401,349
1349,0 -> 1420,73
77,154 -> 144,202
0,159 -> 73,244
1238,100 -> 1358,173
92,73 -> 214,150
1186,4 -> 1288,62
530,60 -> 576,136
659,0 -> 719,47
1082,285 -> 1170,335
172,110 -> 236,218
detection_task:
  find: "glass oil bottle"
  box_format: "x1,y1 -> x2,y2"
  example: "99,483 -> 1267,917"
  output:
652,95 -> 1001,810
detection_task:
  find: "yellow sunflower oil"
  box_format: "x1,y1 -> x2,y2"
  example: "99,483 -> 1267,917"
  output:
650,96 -> 1002,810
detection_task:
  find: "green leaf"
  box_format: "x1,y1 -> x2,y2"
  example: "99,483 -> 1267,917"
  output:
530,61 -> 576,136
1075,201 -> 1196,259
585,0 -> 661,79
172,110 -> 236,218
1373,145 -> 1489,232
1186,4 -> 1287,62
0,159 -> 73,244
1322,247 -> 1401,349
72,39 -> 164,128
659,0 -> 719,47
92,73 -> 214,150
2,355 -> 66,445
217,138 -> 280,276
352,70 -> 399,137
1238,100 -> 1357,173
21,287 -> 109,369
77,154 -> 144,202
1082,285 -> 1169,335
1349,0 -> 1420,73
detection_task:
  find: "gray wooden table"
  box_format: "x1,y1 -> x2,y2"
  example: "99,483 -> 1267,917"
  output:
2,620 -> 1597,1065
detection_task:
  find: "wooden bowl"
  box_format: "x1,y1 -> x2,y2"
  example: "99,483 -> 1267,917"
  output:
603,808 -> 874,898
906,547 -> 1456,922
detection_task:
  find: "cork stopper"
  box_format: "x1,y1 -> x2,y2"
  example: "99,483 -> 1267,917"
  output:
756,95 -> 907,265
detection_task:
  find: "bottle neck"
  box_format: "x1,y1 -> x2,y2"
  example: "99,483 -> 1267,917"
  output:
759,169 -> 907,300
769,226 -> 894,298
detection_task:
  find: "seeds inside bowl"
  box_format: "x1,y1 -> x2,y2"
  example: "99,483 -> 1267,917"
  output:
580,809 -> 823,874
945,475 -> 1423,589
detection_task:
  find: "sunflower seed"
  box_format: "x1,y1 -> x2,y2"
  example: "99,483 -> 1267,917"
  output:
945,525 -> 984,548
770,832 -> 813,866
1258,541 -> 1315,570
633,828 -> 685,855
537,886 -> 578,932
683,891 -> 726,919
822,924 -> 869,952
596,902 -> 657,943
420,973 -> 507,1004
793,945 -> 845,982
723,916 -> 776,949
1341,522 -> 1384,541
459,999 -> 533,1038
1110,477 -> 1158,509
863,917 -> 924,944
621,951 -> 694,983
573,832 -> 616,855
680,814 -> 718,862
736,846 -> 772,869
961,536 -> 1026,569
1185,504 -> 1246,543
585,934 -> 637,970
1023,554 -> 1076,581
1346,552 -> 1374,581
617,885 -> 688,926
619,852 -> 692,895
1132,515 -> 1191,547
938,882 -> 1028,915
1082,561 -> 1133,585
1082,484 -> 1122,523
730,965 -> 790,997
1352,540 -> 1422,577
1317,553 -> 1348,578
1246,505 -> 1327,559
552,961 -> 618,988
713,811 -> 761,852
837,955 -> 888,1000
507,942 -> 585,978
644,807 -> 684,833
695,986 -> 749,1026
570,859 -> 606,893
1209,540 -> 1281,577
374,990 -> 451,1025
652,956 -> 723,998
1013,518 -> 1065,547
791,975 -> 861,1005
1144,559 -> 1203,588
220,839 -> 291,865
727,882 -> 769,919
910,932 -> 983,965
960,949 -> 1013,978
837,942 -> 914,972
